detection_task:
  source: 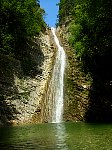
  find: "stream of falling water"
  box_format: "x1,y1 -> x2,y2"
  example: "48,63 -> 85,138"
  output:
46,27 -> 66,123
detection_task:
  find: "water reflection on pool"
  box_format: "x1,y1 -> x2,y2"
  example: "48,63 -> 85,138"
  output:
0,122 -> 112,150
55,123 -> 68,150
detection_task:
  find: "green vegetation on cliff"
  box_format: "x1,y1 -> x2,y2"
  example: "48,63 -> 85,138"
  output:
0,0 -> 46,56
0,0 -> 47,125
0,0 -> 46,77
59,0 -> 112,122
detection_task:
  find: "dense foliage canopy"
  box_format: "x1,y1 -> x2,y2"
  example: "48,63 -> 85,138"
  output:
0,0 -> 46,55
59,0 -> 112,122
59,0 -> 112,81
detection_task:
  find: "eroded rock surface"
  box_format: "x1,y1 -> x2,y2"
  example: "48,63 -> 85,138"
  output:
0,28 -> 56,125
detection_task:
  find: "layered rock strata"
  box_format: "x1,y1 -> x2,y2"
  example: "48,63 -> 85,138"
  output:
0,28 -> 56,125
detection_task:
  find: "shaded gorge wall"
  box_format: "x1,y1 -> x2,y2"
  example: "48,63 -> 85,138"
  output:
57,26 -> 92,122
58,25 -> 112,123
0,28 -> 57,126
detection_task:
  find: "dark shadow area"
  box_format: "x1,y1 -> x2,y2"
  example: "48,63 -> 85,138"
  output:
85,81 -> 112,122
0,126 -> 13,150
0,54 -> 20,125
85,53 -> 112,122
14,39 -> 44,78
0,38 -> 44,125
82,9 -> 112,122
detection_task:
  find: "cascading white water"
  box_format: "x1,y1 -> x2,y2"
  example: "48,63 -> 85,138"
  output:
47,27 -> 66,123
50,27 -> 66,123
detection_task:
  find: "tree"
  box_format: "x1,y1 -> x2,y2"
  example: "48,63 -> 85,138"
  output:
0,0 -> 46,55
59,0 -> 112,122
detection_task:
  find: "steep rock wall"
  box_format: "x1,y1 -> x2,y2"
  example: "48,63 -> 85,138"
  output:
0,28 -> 56,125
57,26 -> 92,121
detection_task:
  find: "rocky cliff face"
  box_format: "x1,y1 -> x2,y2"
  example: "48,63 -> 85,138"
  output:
0,28 -> 56,126
57,26 -> 92,122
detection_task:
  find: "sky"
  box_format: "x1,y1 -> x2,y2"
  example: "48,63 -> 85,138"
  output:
40,0 -> 60,27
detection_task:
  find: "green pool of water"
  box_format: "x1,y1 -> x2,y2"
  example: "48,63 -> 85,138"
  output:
0,122 -> 112,150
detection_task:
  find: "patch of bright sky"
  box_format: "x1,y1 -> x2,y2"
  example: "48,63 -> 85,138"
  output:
40,0 -> 60,27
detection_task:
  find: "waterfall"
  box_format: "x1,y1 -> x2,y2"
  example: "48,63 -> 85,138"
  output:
45,27 -> 66,123
51,27 -> 66,123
